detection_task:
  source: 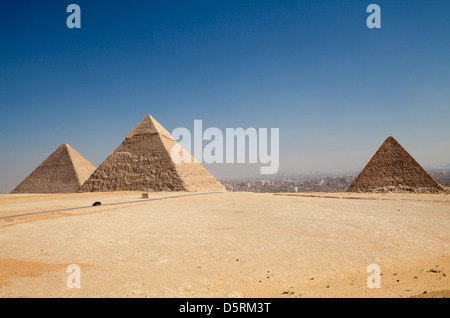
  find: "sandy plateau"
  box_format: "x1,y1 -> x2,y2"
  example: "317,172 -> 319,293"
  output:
0,191 -> 448,298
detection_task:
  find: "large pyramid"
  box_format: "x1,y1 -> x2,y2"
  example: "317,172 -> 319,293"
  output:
78,115 -> 226,192
11,144 -> 96,194
347,136 -> 446,194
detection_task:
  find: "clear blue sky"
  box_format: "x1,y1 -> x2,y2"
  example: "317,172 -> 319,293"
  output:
1,0 -> 449,192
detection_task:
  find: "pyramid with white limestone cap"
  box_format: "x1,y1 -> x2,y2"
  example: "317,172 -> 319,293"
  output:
78,115 -> 226,192
347,136 -> 446,194
11,144 -> 96,194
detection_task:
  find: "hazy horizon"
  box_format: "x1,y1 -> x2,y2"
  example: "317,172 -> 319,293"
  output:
2,129 -> 449,193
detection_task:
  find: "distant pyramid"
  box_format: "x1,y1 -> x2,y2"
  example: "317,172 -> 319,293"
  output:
78,115 -> 226,192
11,144 -> 96,194
347,136 -> 446,194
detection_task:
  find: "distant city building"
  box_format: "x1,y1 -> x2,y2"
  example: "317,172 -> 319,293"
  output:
222,174 -> 359,193
287,186 -> 298,193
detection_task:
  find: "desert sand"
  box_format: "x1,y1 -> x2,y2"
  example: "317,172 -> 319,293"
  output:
0,191 -> 448,298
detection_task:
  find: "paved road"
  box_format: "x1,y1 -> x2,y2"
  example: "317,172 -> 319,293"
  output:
0,192 -> 219,221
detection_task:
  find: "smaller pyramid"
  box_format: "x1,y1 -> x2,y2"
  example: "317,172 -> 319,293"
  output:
11,144 -> 96,194
347,137 -> 446,194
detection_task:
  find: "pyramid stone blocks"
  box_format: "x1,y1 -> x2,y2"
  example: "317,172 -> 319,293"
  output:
347,137 -> 446,194
11,144 -> 96,194
78,115 -> 226,192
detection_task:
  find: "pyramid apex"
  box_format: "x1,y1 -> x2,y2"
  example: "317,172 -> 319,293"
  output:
126,115 -> 173,139
381,136 -> 402,147
59,144 -> 77,154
